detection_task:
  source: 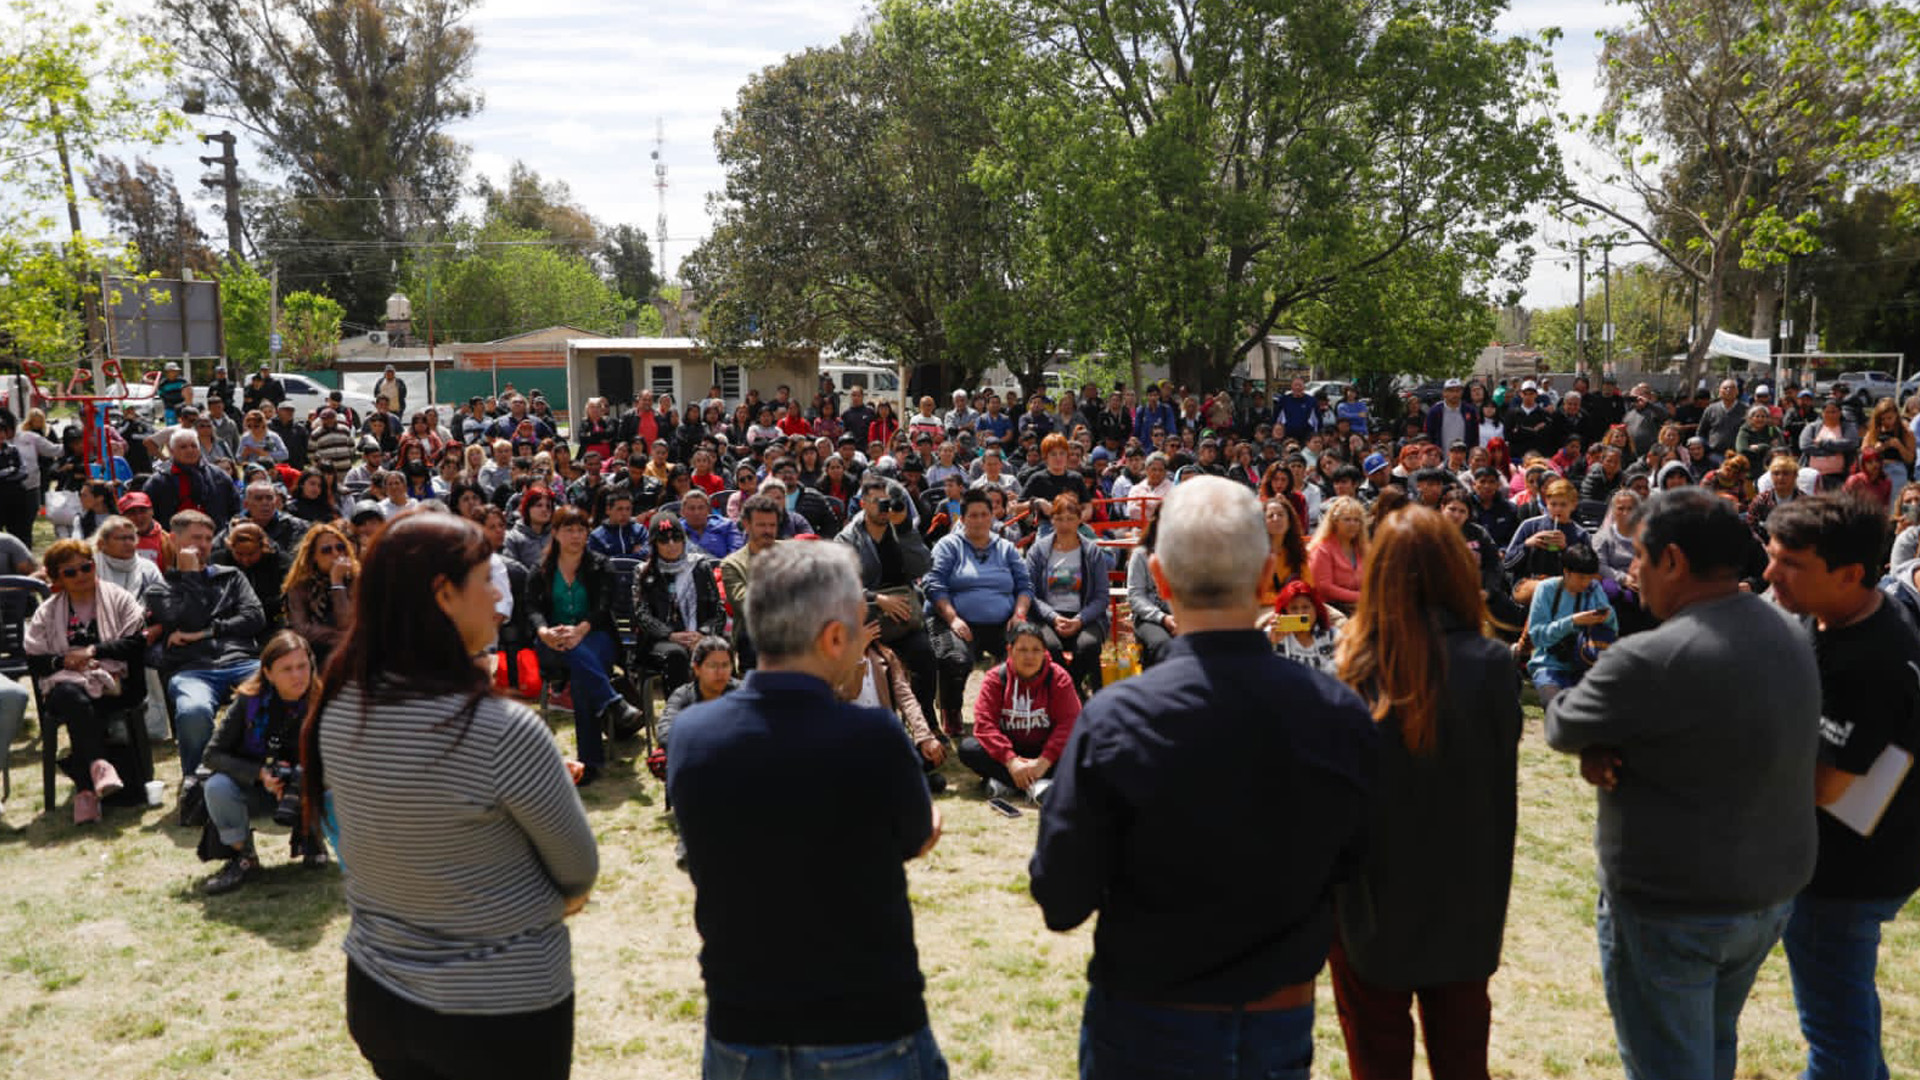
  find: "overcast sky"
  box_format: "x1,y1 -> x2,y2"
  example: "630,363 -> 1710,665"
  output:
93,0 -> 1624,309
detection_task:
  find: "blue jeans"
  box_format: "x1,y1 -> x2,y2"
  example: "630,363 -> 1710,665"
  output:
1079,985 -> 1313,1080
1784,890 -> 1914,1080
203,772 -> 275,847
168,662 -> 260,775
703,1026 -> 947,1080
1597,891 -> 1792,1080
538,631 -> 617,768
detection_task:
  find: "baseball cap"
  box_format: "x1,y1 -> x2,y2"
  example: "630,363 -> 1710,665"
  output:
357,436 -> 382,454
116,492 -> 152,513
1443,378 -> 1464,390
163,361 -> 180,372
1090,447 -> 1112,463
1799,388 -> 1816,399
1363,452 -> 1390,475
349,501 -> 385,524
1520,380 -> 1538,392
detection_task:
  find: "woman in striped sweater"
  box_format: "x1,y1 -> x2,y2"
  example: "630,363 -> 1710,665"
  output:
302,509 -> 598,1080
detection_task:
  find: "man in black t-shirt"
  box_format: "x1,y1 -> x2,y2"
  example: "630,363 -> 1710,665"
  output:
1764,495 -> 1920,1080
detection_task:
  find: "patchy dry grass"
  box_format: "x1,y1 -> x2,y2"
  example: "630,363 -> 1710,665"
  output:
2,671 -> 1916,1080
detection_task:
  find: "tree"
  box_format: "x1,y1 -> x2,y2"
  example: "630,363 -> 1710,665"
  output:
0,0 -> 182,364
278,290 -> 344,366
601,224 -> 657,304
85,157 -> 219,278
975,0 -> 1562,387
219,260 -> 271,365
404,222 -> 634,343
1567,0 -> 1920,378
1293,241 -> 1498,380
476,161 -> 598,255
154,0 -> 481,323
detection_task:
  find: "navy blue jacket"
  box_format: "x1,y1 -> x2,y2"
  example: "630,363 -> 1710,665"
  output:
1031,631 -> 1378,1004
668,671 -> 934,1044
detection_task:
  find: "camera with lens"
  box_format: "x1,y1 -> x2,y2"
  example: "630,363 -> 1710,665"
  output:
874,497 -> 898,514
269,762 -> 303,827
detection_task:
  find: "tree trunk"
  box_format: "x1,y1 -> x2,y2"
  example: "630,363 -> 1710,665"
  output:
1749,281 -> 1779,342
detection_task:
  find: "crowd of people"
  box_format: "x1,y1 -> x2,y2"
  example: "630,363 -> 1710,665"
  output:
1,364 -> 1916,1080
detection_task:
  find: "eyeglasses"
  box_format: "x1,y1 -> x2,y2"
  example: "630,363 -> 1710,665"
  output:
58,561 -> 95,579
654,531 -> 685,543
316,543 -> 348,556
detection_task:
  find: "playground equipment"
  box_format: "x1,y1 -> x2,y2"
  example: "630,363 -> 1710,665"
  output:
18,359 -> 137,485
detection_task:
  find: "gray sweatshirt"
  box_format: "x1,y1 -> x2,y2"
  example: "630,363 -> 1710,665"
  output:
1545,591 -> 1818,914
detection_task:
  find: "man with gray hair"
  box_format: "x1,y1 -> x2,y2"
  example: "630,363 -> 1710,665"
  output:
141,424 -> 242,525
1031,476 -> 1378,1079
669,540 -> 947,1079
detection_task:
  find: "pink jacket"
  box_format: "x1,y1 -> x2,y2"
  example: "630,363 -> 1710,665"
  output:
1307,539 -> 1363,606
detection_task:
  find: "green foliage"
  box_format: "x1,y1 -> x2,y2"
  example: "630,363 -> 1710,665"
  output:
279,290 -> 344,367
404,222 -> 635,343
1525,262 -> 1687,371
601,224 -> 657,304
1294,244 -> 1497,379
1571,0 -> 1920,371
0,0 -> 184,363
155,0 -> 481,324
84,157 -> 218,278
218,262 -> 272,364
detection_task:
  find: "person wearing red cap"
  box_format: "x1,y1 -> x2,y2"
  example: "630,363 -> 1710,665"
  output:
117,492 -> 171,565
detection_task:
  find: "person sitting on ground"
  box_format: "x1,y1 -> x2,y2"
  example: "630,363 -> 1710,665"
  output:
148,510 -> 265,787
925,489 -> 1034,737
527,505 -> 641,783
633,512 -> 727,697
838,620 -> 947,792
960,620 -> 1079,806
1524,542 -> 1616,706
1503,478 -> 1590,604
1024,491 -> 1113,698
198,630 -> 328,894
283,523 -> 358,667
209,521 -> 290,637
656,636 -> 739,754
1270,578 -> 1340,675
24,539 -> 149,824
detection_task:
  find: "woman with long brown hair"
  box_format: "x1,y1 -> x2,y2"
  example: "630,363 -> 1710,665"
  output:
302,509 -> 595,1080
1254,495 -> 1310,610
1330,505 -> 1523,1080
283,523 -> 358,665
198,630 -> 325,894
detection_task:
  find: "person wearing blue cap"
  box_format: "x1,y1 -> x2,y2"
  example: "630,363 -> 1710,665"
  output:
1360,453 -> 1393,503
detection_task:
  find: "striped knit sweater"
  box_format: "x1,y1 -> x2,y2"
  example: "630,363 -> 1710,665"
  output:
320,684 -> 598,1014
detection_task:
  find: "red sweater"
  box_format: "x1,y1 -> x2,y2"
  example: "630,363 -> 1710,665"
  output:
972,660 -> 1081,764
1306,539 -> 1362,606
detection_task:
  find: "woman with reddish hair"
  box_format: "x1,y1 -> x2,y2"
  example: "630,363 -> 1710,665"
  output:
1485,436 -> 1515,483
1258,462 -> 1309,536
1269,578 -> 1339,673
1331,505 -> 1522,1080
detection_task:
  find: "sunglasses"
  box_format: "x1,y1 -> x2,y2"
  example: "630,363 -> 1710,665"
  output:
58,561 -> 96,579
654,530 -> 685,543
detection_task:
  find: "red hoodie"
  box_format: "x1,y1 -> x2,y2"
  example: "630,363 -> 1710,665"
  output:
972,659 -> 1081,764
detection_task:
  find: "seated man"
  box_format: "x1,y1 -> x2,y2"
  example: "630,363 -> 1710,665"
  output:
680,487 -> 742,560
217,479 -> 310,555
587,489 -> 647,558
719,495 -> 784,671
146,510 -> 264,787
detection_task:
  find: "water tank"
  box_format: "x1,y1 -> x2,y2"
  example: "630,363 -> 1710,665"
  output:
385,292 -> 413,322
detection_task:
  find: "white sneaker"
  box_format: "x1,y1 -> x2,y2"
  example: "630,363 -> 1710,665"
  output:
985,778 -> 1017,801
1028,778 -> 1054,807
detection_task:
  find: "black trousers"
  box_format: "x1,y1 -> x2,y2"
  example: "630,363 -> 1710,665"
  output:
644,639 -> 694,693
1040,624 -> 1104,697
0,483 -> 36,547
885,625 -> 938,721
1133,621 -> 1174,669
957,736 -> 1016,787
346,961 -> 573,1080
927,618 -> 1010,721
43,682 -> 111,789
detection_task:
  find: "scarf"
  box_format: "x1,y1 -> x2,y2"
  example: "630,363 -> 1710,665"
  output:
654,551 -> 699,631
24,580 -> 145,698
97,550 -> 157,599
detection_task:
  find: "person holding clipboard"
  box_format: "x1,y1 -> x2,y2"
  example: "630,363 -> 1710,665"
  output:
1763,494 -> 1920,1080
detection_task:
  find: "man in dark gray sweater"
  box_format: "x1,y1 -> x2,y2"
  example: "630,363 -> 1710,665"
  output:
1546,488 -> 1819,1080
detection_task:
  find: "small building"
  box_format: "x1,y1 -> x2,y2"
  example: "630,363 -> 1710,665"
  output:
564,338 -> 821,424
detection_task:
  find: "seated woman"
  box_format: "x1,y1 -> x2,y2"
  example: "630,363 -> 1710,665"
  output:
1269,578 -> 1340,674
925,489 -> 1034,737
656,636 -> 739,755
1524,542 -> 1617,706
1306,495 -> 1367,615
287,469 -> 344,524
1125,507 -> 1177,669
198,630 -> 326,894
1256,495 -> 1311,608
209,521 -> 291,636
633,512 -> 727,694
838,620 -> 947,792
1023,491 -> 1112,698
24,539 -> 149,824
527,505 -> 641,783
283,523 -> 358,667
958,621 -> 1079,807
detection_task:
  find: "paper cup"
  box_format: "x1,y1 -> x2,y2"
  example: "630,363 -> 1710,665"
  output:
144,780 -> 165,807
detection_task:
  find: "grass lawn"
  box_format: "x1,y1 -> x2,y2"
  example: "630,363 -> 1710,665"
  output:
3,649 -> 1919,1076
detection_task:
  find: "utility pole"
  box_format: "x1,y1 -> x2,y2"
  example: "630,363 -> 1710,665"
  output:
269,265 -> 280,369
651,117 -> 669,284
1601,242 -> 1614,374
1574,244 -> 1587,376
1776,259 -> 1794,392
198,131 -> 244,261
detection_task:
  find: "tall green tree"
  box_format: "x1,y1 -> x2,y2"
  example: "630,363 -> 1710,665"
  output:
155,0 -> 481,323
600,224 -> 657,305
476,161 -> 599,255
1568,0 -> 1920,378
218,260 -> 271,364
0,0 -> 182,364
975,0 -> 1562,387
404,222 -> 634,343
85,157 -> 219,278
279,290 -> 345,367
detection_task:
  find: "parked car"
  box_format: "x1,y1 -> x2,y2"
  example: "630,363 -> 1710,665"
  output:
125,370 -> 378,423
1834,370 -> 1898,401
